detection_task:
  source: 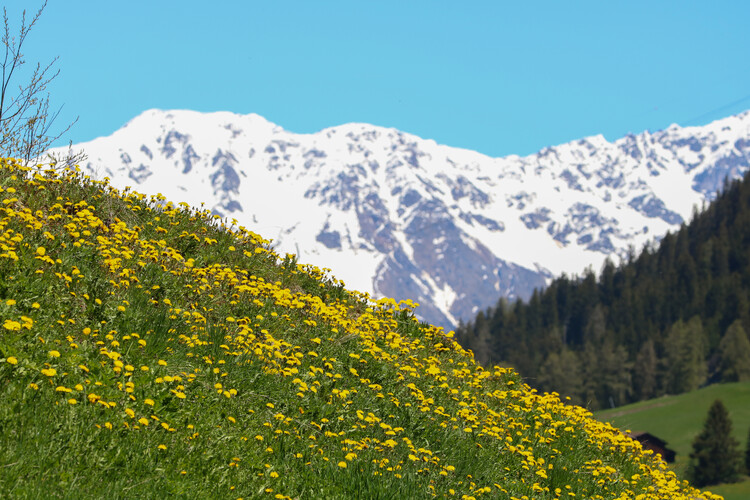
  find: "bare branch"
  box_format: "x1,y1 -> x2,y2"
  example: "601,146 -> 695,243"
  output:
0,0 -> 81,167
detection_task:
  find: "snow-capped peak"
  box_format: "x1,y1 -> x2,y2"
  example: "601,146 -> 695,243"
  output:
52,108 -> 750,331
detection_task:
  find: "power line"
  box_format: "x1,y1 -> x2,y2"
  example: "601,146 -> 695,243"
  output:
682,92 -> 750,127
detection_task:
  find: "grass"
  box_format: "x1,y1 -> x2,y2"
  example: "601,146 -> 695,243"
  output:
596,381 -> 750,499
0,158 -> 721,499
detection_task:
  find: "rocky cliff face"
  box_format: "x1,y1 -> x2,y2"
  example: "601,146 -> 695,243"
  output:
55,109 -> 750,331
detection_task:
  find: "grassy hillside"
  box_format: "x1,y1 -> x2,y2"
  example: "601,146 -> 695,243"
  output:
596,382 -> 750,499
0,158 -> 720,499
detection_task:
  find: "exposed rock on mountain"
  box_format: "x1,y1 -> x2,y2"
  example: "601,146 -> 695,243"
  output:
54,109 -> 750,330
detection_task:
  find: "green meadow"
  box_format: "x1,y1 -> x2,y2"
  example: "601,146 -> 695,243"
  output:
597,381 -> 750,499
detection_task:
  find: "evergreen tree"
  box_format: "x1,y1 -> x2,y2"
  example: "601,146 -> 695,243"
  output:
632,339 -> 659,400
536,348 -> 582,406
470,311 -> 492,366
579,343 -> 601,409
665,316 -> 707,394
688,399 -> 742,487
597,340 -> 632,407
716,319 -> 750,382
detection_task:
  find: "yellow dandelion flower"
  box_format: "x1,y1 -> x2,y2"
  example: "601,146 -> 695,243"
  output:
48,350 -> 61,358
3,320 -> 21,331
158,444 -> 167,450
337,461 -> 347,468
6,356 -> 17,365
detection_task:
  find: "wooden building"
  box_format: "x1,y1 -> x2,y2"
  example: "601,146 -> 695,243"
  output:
627,432 -> 676,463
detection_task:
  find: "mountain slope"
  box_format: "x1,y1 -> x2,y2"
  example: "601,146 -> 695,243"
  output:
53,109 -> 750,330
456,167 -> 750,409
0,158 -> 719,499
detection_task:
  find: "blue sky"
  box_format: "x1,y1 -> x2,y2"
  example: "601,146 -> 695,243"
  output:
8,0 -> 750,157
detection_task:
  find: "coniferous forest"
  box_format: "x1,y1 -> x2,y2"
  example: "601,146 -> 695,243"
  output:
456,171 -> 750,409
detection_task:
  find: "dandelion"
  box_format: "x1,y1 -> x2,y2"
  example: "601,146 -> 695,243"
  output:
48,350 -> 61,358
337,461 -> 347,468
6,356 -> 17,365
3,320 -> 21,331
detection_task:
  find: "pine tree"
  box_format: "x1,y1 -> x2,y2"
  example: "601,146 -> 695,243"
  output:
632,339 -> 659,400
665,316 -> 707,394
536,348 -> 582,406
597,340 -> 632,407
688,399 -> 742,487
716,319 -> 750,382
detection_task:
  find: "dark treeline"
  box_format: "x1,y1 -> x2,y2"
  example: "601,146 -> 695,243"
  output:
456,172 -> 750,409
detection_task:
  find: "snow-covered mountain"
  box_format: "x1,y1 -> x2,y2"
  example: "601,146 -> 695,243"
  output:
53,109 -> 750,331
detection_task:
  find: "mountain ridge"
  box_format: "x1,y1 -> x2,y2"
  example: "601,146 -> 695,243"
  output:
52,108 -> 750,330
